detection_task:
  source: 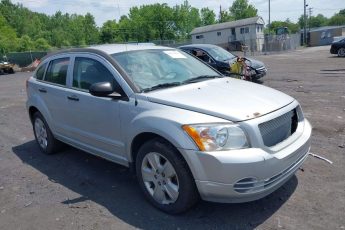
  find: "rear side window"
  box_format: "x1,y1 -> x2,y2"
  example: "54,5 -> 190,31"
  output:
45,58 -> 70,85
35,63 -> 47,80
73,57 -> 115,90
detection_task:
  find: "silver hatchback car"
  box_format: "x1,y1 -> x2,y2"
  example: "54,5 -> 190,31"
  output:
26,44 -> 312,214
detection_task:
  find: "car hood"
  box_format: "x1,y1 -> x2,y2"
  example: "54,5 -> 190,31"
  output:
245,58 -> 265,69
146,78 -> 294,122
222,58 -> 265,69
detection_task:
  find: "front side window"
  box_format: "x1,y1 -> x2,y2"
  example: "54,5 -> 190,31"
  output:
73,57 -> 115,90
45,58 -> 70,85
111,49 -> 220,91
35,63 -> 47,80
204,46 -> 236,61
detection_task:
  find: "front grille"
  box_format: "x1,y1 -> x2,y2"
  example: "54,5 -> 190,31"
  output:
256,67 -> 267,73
259,108 -> 298,147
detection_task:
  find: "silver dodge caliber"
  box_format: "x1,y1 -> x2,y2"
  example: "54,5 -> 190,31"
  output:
26,44 -> 312,214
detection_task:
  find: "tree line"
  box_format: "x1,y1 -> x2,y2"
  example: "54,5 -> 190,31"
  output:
0,0 -> 345,55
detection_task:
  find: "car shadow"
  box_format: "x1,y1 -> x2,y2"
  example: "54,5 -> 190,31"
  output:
12,140 -> 298,230
320,69 -> 345,72
328,56 -> 344,58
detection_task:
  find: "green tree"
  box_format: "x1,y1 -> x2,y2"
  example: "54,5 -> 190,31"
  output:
229,0 -> 258,20
328,9 -> 345,25
173,1 -> 201,39
0,13 -> 18,54
34,38 -> 51,51
298,14 -> 328,28
18,35 -> 33,51
83,13 -> 99,45
149,3 -> 175,40
100,20 -> 119,43
118,16 -> 132,42
268,19 -> 300,34
200,7 -> 216,26
218,10 -> 232,23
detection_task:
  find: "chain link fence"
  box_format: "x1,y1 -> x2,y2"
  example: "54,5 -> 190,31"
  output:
240,33 -> 301,56
3,51 -> 48,67
1,34 -> 300,70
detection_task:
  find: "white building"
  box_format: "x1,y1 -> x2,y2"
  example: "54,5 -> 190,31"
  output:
190,16 -> 265,51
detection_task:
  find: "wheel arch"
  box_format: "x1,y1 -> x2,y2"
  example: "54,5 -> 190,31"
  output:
28,106 -> 40,123
129,132 -> 190,175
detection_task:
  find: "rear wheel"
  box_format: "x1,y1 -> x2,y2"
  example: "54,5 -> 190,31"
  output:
33,112 -> 62,154
338,48 -> 345,57
136,138 -> 199,214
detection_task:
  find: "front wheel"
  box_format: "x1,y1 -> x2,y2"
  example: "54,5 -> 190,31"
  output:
338,48 -> 345,57
136,138 -> 199,214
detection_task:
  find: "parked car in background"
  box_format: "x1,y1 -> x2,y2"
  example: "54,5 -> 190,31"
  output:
179,44 -> 267,81
26,44 -> 311,214
330,38 -> 345,57
0,61 -> 15,74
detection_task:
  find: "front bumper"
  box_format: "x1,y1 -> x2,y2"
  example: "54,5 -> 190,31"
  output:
180,117 -> 312,203
330,46 -> 337,54
252,67 -> 267,79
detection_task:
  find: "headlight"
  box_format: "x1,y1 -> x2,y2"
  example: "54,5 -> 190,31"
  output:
182,124 -> 249,151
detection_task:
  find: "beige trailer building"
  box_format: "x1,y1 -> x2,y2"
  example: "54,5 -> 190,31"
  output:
190,17 -> 265,51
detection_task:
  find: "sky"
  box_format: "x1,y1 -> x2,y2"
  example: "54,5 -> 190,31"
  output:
12,0 -> 345,26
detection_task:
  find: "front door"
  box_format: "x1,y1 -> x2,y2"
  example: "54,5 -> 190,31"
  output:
63,55 -> 127,163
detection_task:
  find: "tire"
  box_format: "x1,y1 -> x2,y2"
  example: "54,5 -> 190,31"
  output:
32,112 -> 62,154
8,68 -> 14,74
338,48 -> 345,57
136,138 -> 199,214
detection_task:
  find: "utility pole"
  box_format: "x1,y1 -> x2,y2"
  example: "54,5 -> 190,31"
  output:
268,0 -> 271,33
304,0 -> 308,45
308,7 -> 313,32
219,5 -> 222,22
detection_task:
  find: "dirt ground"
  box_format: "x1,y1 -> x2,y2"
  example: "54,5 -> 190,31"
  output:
0,45 -> 344,230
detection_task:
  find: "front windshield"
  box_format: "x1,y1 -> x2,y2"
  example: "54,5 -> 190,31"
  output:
204,46 -> 236,61
111,49 -> 221,91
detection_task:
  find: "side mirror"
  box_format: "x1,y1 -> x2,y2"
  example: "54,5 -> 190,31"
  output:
89,82 -> 115,97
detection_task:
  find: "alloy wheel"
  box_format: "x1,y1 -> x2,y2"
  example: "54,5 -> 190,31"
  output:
141,152 -> 179,204
34,118 -> 48,149
338,48 -> 345,57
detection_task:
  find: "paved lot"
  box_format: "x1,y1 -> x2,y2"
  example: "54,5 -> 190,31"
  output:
0,46 -> 344,230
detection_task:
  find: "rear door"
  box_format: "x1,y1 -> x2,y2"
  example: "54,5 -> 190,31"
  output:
62,54 -> 127,163
36,55 -> 72,135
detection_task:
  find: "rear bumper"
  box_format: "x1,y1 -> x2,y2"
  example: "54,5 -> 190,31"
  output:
180,119 -> 312,203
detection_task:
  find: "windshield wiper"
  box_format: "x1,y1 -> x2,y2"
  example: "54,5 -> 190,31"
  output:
183,75 -> 223,84
142,82 -> 182,92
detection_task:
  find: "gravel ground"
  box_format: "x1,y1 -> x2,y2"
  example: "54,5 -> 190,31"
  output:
0,45 -> 344,230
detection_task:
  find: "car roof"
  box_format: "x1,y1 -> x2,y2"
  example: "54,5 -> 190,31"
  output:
88,44 -> 174,54
179,44 -> 219,49
42,44 -> 175,62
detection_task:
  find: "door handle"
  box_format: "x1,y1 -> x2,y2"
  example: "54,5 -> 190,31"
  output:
38,88 -> 47,93
67,95 -> 79,101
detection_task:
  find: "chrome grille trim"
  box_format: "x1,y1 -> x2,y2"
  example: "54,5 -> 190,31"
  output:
259,108 -> 298,147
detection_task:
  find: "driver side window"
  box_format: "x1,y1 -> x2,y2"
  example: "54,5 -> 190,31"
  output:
192,49 -> 214,64
73,57 -> 115,90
